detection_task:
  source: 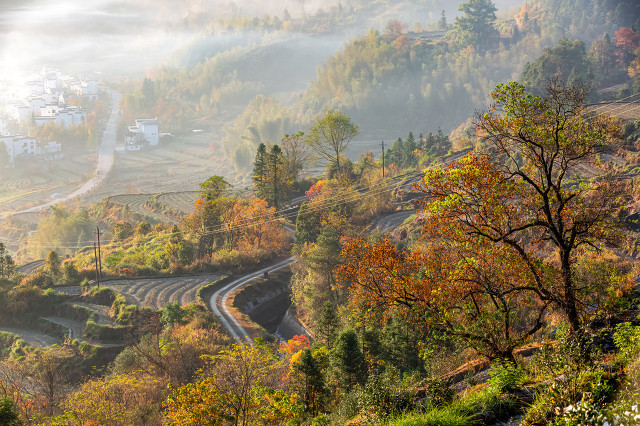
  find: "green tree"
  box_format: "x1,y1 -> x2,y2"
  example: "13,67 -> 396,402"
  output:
0,397 -> 21,426
590,33 -> 618,85
265,144 -> 291,210
521,38 -> 592,96
437,10 -> 447,30
252,143 -> 268,200
454,0 -> 498,51
305,110 -> 359,176
200,176 -> 230,201
197,176 -> 231,258
331,329 -> 365,387
292,349 -> 325,415
0,244 -> 15,278
281,132 -> 311,182
44,250 -> 61,279
316,301 -> 340,347
61,261 -> 79,284
294,202 -> 321,246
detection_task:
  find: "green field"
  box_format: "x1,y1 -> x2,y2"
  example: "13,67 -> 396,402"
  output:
0,153 -> 95,214
82,132 -> 230,206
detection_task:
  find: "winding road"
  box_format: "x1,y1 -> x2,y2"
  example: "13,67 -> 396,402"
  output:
210,257 -> 295,344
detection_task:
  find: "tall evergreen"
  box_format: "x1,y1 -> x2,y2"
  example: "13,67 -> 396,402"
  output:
252,143 -> 268,200
331,328 -> 366,387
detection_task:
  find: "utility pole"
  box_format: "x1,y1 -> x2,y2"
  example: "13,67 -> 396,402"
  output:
96,227 -> 103,278
93,243 -> 100,287
381,140 -> 385,178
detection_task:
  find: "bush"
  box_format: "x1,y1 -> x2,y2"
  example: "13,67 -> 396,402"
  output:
86,286 -> 118,305
359,369 -> 416,421
421,377 -> 455,407
488,360 -> 525,393
0,397 -> 21,425
20,271 -> 53,289
84,320 -> 128,342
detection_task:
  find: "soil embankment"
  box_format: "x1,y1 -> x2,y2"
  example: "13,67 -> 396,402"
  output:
230,269 -> 298,339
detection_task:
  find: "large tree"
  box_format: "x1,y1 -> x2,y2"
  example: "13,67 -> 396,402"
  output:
454,0 -> 498,51
305,109 -> 359,177
428,80 -> 622,334
338,81 -> 625,362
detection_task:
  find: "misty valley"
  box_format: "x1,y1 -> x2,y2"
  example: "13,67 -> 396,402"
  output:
0,0 -> 640,424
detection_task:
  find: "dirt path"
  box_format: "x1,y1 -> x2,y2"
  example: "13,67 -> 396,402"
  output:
0,327 -> 61,347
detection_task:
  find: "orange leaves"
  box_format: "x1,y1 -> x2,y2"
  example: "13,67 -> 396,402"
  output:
415,154 -> 525,245
224,198 -> 289,254
337,237 -> 428,316
305,180 -> 326,197
279,334 -> 311,357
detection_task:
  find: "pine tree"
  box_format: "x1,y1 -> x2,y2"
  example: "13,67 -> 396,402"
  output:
253,143 -> 268,200
293,349 -> 326,415
331,329 -> 366,387
316,301 -> 340,347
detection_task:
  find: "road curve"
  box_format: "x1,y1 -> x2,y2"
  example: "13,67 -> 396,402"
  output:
210,257 -> 295,344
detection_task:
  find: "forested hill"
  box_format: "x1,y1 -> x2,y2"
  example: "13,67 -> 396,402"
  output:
217,0 -> 640,171
297,0 -> 640,135
123,0 -> 640,174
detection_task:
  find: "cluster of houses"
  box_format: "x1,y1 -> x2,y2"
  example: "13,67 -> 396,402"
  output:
0,68 -> 98,165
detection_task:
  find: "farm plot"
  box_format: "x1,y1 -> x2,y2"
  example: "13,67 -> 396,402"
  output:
81,132 -> 229,204
107,193 -> 182,223
105,274 -> 223,310
155,191 -> 200,214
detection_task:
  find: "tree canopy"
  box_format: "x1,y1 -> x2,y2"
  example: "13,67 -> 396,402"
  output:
305,110 -> 359,177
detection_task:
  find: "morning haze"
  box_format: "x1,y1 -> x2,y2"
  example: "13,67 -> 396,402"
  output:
0,0 -> 639,423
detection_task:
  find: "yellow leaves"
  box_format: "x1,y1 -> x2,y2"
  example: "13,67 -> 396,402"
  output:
66,373 -> 167,426
629,58 -> 640,78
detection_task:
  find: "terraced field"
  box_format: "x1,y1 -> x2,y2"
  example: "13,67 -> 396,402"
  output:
107,192 -> 197,222
155,191 -> 200,214
105,274 -> 223,309
589,102 -> 640,121
0,153 -> 94,213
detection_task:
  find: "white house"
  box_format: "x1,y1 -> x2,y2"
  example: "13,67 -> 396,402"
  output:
34,116 -> 56,127
0,135 -> 37,164
127,118 -> 158,146
38,141 -> 63,160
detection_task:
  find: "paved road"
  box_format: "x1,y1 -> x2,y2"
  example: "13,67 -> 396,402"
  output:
16,87 -> 121,214
370,210 -> 415,233
210,257 -> 296,344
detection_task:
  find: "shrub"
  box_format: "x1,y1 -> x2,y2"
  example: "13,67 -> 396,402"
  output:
359,368 -> 416,421
421,377 -> 455,407
488,360 -> 525,393
613,322 -> 640,365
84,320 -> 128,342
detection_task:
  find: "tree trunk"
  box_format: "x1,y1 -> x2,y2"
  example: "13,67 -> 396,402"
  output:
561,251 -> 580,334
